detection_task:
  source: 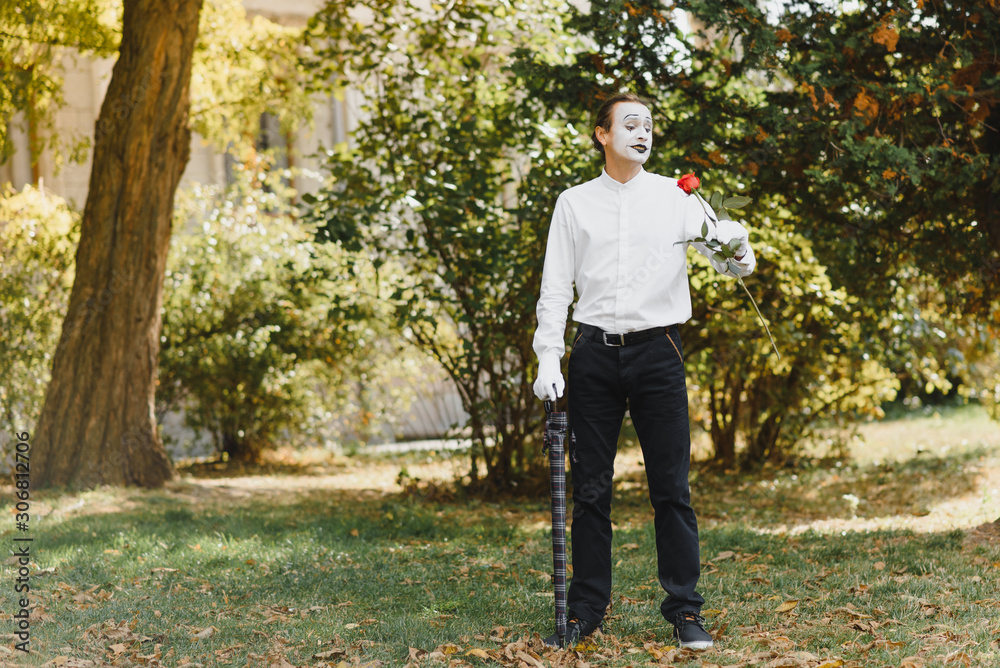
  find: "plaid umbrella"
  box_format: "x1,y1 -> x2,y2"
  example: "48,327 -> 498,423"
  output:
543,392 -> 569,647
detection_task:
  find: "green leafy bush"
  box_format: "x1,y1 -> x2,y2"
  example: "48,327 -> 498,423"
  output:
158,159 -> 396,461
685,208 -> 900,468
0,185 -> 78,437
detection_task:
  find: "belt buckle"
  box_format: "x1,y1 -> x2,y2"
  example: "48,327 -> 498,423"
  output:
602,331 -> 625,347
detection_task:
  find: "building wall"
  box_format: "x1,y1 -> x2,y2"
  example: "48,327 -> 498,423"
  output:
0,52 -> 115,208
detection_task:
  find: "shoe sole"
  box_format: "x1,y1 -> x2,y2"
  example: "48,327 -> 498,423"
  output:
678,640 -> 713,650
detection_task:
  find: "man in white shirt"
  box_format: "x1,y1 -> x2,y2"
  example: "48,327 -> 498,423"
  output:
532,93 -> 755,650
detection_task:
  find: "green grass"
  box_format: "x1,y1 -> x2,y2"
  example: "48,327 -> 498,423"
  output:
3,410 -> 1000,667
5,490 -> 554,666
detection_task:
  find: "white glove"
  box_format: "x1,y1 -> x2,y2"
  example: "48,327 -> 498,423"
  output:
532,355 -> 565,401
714,219 -> 750,259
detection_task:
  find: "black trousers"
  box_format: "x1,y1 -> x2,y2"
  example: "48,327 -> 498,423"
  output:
566,323 -> 704,624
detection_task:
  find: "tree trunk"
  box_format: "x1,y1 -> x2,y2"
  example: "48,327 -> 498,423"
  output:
710,370 -> 741,469
32,0 -> 204,489
709,387 -> 735,469
977,104 -> 1000,261
221,430 -> 261,464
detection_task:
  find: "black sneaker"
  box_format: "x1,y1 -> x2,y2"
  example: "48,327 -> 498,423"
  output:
671,611 -> 713,650
542,617 -> 602,648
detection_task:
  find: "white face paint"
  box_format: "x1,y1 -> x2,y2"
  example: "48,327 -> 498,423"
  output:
599,102 -> 653,166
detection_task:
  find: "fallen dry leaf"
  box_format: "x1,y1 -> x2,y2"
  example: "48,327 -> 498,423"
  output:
944,651 -> 973,666
789,651 -> 821,661
755,635 -> 794,651
765,658 -> 802,668
515,649 -> 545,667
213,644 -> 244,661
192,626 -> 217,639
833,606 -> 871,619
44,660 -> 95,668
849,618 -> 880,633
313,648 -> 346,660
775,600 -> 799,613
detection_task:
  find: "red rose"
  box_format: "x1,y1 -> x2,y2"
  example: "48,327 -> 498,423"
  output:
677,173 -> 701,194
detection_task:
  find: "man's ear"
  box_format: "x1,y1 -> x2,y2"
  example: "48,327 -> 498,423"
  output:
594,126 -> 609,148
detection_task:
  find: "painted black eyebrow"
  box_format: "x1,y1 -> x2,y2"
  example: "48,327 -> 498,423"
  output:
622,114 -> 653,121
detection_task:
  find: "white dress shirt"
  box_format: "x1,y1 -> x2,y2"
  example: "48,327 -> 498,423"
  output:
533,167 -> 756,363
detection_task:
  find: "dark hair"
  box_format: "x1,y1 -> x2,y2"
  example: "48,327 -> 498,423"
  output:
591,92 -> 652,156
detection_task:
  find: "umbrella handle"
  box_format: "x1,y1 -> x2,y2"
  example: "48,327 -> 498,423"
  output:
543,383 -> 558,414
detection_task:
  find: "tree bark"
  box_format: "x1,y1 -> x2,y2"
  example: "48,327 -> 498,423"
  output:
32,0 -> 204,488
977,104 -> 1000,260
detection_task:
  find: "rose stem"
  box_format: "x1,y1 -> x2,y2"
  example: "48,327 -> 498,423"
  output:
737,276 -> 780,360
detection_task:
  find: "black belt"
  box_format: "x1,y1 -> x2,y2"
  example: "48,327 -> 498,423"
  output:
578,323 -> 676,347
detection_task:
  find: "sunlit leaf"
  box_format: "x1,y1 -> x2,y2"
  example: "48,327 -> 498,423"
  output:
722,195 -> 752,209
775,600 -> 799,613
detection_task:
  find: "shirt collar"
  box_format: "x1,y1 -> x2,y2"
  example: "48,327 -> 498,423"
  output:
599,166 -> 646,192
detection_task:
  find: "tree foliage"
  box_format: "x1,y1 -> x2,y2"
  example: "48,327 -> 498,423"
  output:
303,0 -> 587,491
0,185 -> 79,448
749,0 -> 1000,315
189,0 -> 313,152
1,0 -> 313,170
513,0 -> 1000,466
303,0 -> 966,474
0,0 -> 118,168
693,0 -> 1000,439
